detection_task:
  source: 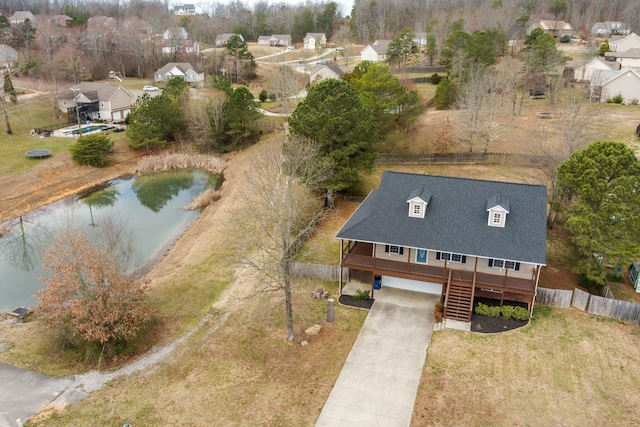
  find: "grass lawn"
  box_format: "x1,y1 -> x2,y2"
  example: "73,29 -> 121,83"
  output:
28,279 -> 368,426
413,306 -> 640,426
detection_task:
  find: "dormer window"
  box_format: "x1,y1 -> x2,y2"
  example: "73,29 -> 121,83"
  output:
407,186 -> 431,219
486,193 -> 510,228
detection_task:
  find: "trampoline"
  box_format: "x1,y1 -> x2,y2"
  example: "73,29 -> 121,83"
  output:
25,149 -> 52,159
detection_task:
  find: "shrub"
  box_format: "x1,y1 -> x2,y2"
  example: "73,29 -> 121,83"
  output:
259,89 -> 268,102
475,302 -> 490,316
608,93 -> 624,104
434,301 -> 444,322
501,305 -> 514,319
70,134 -> 114,167
559,35 -> 571,43
353,288 -> 370,301
430,73 -> 442,85
475,302 -> 529,321
512,306 -> 530,321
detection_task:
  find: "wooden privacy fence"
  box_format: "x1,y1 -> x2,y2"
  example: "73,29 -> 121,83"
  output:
290,262 -> 347,282
535,287 -> 573,308
375,152 -> 560,166
536,286 -> 640,324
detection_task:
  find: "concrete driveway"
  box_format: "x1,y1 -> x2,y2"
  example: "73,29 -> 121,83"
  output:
0,364 -> 74,427
316,287 -> 438,427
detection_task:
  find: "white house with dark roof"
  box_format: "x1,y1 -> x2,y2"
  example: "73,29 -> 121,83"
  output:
592,21 -> 631,37
57,82 -> 135,123
173,4 -> 196,15
153,62 -> 204,84
336,171 -> 547,324
360,40 -> 391,62
303,33 -> 326,50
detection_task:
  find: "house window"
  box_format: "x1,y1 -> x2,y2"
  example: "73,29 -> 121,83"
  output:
492,212 -> 502,225
415,249 -> 428,264
63,99 -> 67,106
412,203 -> 421,216
100,101 -> 105,107
488,259 -> 520,270
436,252 -> 466,263
384,245 -> 404,255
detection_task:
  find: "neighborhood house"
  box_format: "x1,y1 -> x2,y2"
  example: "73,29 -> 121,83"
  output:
336,171 -> 547,325
58,82 -> 135,123
153,62 -> 204,84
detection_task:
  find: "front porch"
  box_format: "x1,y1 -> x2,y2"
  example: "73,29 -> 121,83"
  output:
339,241 -> 537,322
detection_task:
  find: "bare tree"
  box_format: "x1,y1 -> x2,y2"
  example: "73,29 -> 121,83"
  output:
233,137 -> 328,341
455,67 -> 486,152
263,65 -> 305,108
530,85 -> 601,227
181,90 -> 227,150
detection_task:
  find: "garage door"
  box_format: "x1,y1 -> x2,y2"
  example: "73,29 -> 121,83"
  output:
381,276 -> 442,295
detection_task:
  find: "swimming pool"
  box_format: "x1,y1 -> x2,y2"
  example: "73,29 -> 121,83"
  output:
65,124 -> 111,135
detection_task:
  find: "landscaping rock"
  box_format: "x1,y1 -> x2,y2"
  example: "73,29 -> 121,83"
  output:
311,287 -> 329,299
300,340 -> 309,347
305,324 -> 322,336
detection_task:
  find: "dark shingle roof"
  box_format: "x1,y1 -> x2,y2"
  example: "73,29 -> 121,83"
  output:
336,171 -> 547,264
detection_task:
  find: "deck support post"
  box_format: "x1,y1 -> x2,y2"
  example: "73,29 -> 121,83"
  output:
339,240 -> 344,294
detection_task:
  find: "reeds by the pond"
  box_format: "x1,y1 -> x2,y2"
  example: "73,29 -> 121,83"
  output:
183,189 -> 221,210
135,153 -> 227,175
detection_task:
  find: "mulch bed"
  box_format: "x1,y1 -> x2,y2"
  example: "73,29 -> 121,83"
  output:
338,294 -> 374,310
471,313 -> 529,333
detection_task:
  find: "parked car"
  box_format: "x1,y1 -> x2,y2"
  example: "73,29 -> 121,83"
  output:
143,85 -> 159,92
335,46 -> 345,51
317,61 -> 326,65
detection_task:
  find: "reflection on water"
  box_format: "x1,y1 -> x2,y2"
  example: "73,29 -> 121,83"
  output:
0,170 -> 220,312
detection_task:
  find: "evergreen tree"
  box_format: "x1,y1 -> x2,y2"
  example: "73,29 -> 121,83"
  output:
3,74 -> 17,103
289,79 -> 378,192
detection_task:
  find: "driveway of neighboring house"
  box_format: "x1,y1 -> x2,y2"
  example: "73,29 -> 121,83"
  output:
316,287 -> 438,427
0,363 -> 74,427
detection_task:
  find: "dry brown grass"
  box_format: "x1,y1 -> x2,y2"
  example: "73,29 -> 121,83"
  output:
183,189 -> 221,211
135,153 -> 227,175
29,279 -> 368,426
413,306 -> 640,426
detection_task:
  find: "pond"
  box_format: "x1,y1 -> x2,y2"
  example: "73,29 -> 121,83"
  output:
0,170 -> 221,312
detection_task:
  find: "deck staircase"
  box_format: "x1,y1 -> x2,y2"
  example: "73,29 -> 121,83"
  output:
443,271 -> 475,322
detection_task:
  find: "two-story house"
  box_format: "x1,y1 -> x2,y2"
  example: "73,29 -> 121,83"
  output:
592,21 -> 631,37
336,171 -> 547,324
58,82 -> 135,123
303,33 -> 326,50
9,11 -> 36,25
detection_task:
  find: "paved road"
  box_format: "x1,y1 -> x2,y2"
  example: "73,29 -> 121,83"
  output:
0,364 -> 74,427
316,287 -> 437,427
